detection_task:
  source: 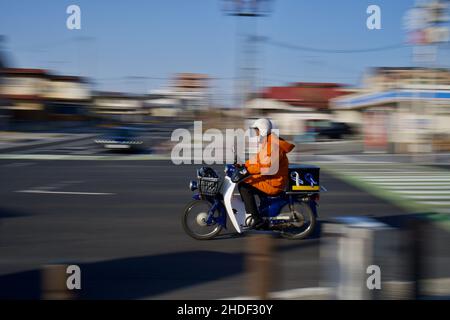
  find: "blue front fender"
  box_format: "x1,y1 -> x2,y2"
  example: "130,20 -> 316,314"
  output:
192,194 -> 202,201
191,194 -> 227,229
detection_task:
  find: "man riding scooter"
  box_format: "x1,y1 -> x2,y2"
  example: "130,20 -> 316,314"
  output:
238,118 -> 295,229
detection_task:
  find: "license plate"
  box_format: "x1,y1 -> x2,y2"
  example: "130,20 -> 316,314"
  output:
105,144 -> 130,149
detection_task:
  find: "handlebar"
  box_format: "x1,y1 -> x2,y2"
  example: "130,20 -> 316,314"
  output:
230,165 -> 250,183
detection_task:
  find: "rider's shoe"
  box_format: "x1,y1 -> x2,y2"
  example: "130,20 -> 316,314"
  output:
252,216 -> 268,230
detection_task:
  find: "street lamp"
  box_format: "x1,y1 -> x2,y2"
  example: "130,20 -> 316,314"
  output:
223,0 -> 273,17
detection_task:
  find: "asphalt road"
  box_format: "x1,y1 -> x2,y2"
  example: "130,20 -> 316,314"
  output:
7,120 -> 193,156
5,157 -> 444,299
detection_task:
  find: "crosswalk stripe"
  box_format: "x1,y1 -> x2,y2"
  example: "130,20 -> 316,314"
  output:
373,182 -> 450,186
363,177 -> 450,182
402,195 -> 450,200
343,171 -> 448,175
331,164 -> 450,216
393,190 -> 450,194
417,201 -> 450,206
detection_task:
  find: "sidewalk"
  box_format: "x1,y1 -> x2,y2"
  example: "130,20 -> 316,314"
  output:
224,278 -> 450,300
0,131 -> 97,153
293,153 -> 450,165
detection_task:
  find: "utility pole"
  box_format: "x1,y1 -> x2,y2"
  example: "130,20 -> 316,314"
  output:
0,35 -> 10,70
222,0 -> 274,109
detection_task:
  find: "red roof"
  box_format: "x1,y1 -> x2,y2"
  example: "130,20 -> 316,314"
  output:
1,69 -> 87,83
0,94 -> 43,101
1,68 -> 49,77
49,74 -> 87,83
261,82 -> 350,109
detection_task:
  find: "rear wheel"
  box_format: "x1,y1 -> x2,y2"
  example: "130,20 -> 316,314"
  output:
279,201 -> 316,240
182,200 -> 223,240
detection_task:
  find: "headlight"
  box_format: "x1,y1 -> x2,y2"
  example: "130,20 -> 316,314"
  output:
189,180 -> 198,191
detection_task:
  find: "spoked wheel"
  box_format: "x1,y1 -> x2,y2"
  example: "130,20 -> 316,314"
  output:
182,200 -> 223,240
279,202 -> 316,240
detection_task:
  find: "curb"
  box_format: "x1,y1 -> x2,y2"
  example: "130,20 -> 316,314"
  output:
222,287 -> 333,300
0,153 -> 172,161
222,278 -> 450,300
0,134 -> 97,154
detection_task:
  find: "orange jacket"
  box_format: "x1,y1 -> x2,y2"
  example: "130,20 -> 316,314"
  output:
244,133 -> 295,195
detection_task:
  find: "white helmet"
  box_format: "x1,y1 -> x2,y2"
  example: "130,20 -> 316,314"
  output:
250,118 -> 272,137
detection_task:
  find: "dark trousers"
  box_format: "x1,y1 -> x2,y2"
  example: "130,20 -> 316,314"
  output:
238,182 -> 266,217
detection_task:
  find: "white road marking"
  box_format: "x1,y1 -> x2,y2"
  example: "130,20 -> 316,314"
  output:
402,195 -> 450,200
417,201 -> 450,206
393,190 -> 450,194
373,182 -> 450,186
363,177 -> 450,182
341,169 -> 450,178
383,185 -> 450,190
16,190 -> 114,195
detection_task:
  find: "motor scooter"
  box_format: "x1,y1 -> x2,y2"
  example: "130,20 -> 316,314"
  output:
182,159 -> 325,240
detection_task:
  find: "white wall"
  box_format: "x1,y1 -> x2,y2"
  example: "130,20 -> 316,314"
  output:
333,110 -> 363,125
268,112 -> 333,136
45,81 -> 90,100
1,77 -> 48,96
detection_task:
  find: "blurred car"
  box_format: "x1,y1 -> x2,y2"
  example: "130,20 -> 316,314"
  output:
94,126 -> 144,152
316,121 -> 354,140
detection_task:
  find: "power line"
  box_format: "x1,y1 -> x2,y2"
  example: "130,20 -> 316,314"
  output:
266,39 -> 407,54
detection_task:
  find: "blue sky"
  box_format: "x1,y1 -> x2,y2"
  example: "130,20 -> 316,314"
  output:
0,0 -> 447,105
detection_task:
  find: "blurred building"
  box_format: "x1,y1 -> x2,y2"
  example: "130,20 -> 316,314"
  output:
0,68 -> 50,121
92,92 -> 145,123
171,73 -> 210,110
0,48 -> 8,128
361,67 -> 450,91
141,73 -> 211,117
0,49 -> 6,70
331,67 -> 450,153
144,90 -> 182,117
0,69 -> 212,124
45,74 -> 91,121
0,68 -> 92,123
245,82 -> 353,136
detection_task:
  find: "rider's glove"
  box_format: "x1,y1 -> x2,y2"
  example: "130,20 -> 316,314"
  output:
231,165 -> 249,183
239,167 -> 248,175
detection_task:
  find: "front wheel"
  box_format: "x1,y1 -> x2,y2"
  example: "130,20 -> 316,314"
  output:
182,200 -> 223,240
279,201 -> 316,240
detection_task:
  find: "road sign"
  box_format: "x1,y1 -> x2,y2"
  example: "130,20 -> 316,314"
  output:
404,0 -> 450,45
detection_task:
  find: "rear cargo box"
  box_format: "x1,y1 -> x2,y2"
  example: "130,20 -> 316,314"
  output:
287,165 -> 320,193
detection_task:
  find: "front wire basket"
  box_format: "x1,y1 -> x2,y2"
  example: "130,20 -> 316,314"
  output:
198,176 -> 221,197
